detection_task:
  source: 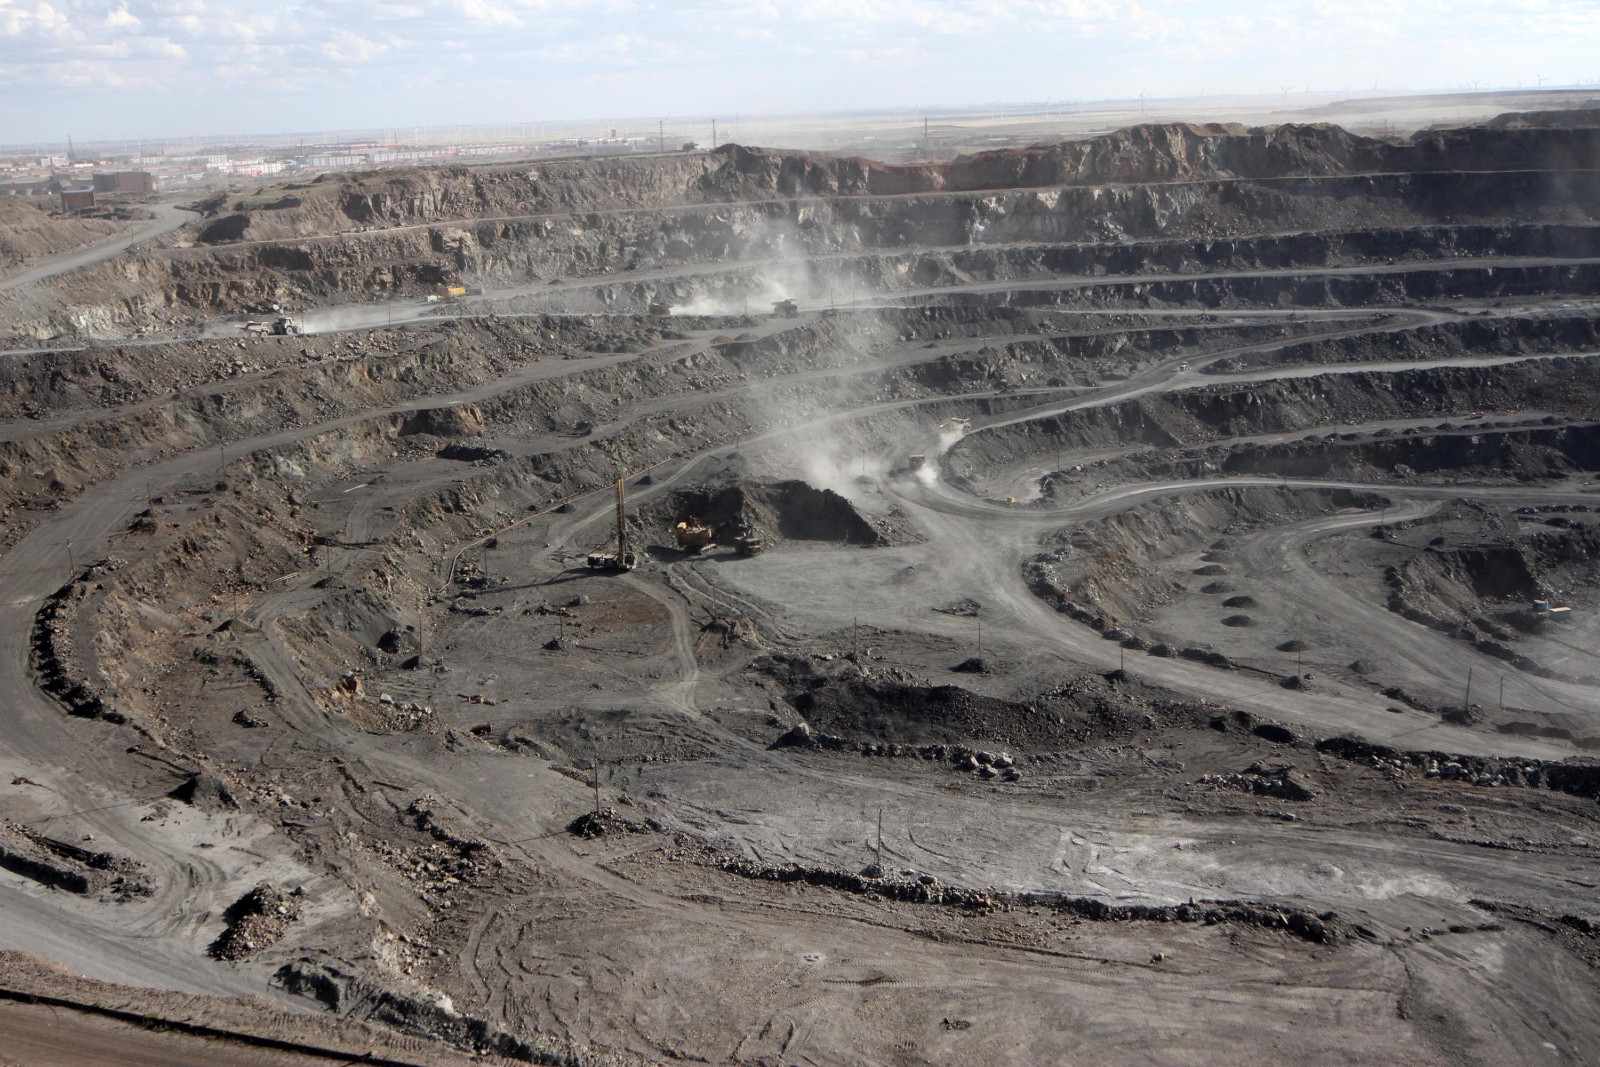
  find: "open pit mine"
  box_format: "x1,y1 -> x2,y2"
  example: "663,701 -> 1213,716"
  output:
4,113 -> 1600,1066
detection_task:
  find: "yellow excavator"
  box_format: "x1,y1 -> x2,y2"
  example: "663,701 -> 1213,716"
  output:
674,516 -> 715,554
586,478 -> 637,571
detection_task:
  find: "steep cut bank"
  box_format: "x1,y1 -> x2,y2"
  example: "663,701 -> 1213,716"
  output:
191,121 -> 1600,243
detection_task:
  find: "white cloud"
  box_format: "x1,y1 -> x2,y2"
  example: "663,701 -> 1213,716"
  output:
104,4 -> 139,30
3,0 -> 1600,137
320,28 -> 389,63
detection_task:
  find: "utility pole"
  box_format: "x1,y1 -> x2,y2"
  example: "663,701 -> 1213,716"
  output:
659,119 -> 665,153
874,807 -> 884,871
592,749 -> 602,816
711,119 -> 717,149
1499,675 -> 1505,712
1463,666 -> 1474,714
65,537 -> 75,574
977,617 -> 983,662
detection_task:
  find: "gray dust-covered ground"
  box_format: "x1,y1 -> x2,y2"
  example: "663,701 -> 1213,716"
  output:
4,106 -> 1600,1065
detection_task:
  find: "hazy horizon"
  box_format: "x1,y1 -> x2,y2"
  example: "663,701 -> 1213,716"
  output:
2,1 -> 1597,144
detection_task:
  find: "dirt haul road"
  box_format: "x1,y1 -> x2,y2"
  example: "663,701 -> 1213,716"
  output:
3,115 -> 1600,1066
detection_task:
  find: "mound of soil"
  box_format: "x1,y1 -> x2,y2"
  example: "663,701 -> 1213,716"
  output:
646,478 -> 909,547
209,882 -> 300,960
567,807 -> 658,838
783,673 -> 1160,751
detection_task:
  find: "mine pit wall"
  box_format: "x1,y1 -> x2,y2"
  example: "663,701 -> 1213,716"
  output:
707,309 -> 1318,393
12,158 -> 1600,343
34,494 -> 307,734
1027,486 -> 1387,626
907,320 -> 1327,392
941,261 -> 1600,314
222,350 -> 1032,701
0,332 -> 362,419
193,124 -> 1600,247
945,356 -> 1600,485
1390,524 -> 1600,633
1067,423 -> 1600,494
38,413 -> 436,736
0,319 -> 639,512
254,126 -> 1600,225
179,174 -> 1600,314
1207,314 -> 1600,374
194,151 -> 732,244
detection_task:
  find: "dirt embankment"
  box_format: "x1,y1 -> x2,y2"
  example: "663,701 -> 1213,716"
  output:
191,151 -> 728,243
947,355 -> 1600,487
0,198 -> 138,274
185,123 -> 1390,248
15,119 -> 1600,341
187,122 -> 1600,249
0,316 -> 675,514
1063,422 -> 1600,495
943,258 -> 1600,314
0,949 -> 497,1066
0,819 -> 148,899
1207,313 -> 1600,374
715,123 -> 1600,200
644,479 -> 905,548
1026,487 -> 1386,629
1386,520 -> 1600,657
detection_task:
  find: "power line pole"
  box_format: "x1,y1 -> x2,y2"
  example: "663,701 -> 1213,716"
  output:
1463,666 -> 1474,714
711,119 -> 716,149
874,807 -> 884,871
659,119 -> 665,153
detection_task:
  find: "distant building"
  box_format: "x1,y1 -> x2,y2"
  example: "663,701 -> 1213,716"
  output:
60,189 -> 96,211
92,170 -> 155,194
0,180 -> 53,197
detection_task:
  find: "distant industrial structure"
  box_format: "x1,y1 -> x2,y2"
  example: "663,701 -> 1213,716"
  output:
92,170 -> 155,195
0,122 -> 691,196
1,169 -> 154,207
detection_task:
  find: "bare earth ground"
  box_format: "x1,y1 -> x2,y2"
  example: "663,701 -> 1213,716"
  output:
3,102 -> 1600,1065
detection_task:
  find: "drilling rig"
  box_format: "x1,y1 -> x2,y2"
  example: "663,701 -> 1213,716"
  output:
586,477 -> 638,571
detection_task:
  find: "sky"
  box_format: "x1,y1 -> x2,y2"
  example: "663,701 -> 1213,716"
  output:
2,0 -> 1597,143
